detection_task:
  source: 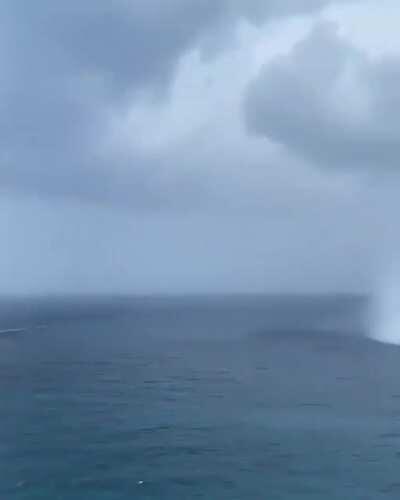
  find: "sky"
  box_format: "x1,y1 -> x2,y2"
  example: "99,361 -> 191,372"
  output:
1,0 -> 400,295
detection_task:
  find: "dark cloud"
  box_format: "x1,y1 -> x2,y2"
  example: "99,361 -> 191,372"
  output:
245,21 -> 400,171
1,1 -> 349,206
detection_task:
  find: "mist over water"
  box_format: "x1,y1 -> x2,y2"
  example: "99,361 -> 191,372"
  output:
370,270 -> 400,345
367,185 -> 400,346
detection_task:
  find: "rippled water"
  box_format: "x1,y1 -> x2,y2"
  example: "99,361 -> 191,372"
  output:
2,295 -> 400,499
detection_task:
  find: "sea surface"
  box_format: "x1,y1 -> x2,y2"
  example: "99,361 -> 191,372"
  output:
2,294 -> 400,499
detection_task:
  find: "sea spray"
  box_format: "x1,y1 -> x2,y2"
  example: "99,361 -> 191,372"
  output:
370,261 -> 400,345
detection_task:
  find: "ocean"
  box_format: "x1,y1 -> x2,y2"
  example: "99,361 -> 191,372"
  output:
1,294 -> 400,499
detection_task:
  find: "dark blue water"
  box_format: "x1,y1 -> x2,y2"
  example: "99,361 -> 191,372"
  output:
2,295 -> 400,499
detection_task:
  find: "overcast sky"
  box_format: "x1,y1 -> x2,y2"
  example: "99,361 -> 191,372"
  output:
2,0 -> 400,295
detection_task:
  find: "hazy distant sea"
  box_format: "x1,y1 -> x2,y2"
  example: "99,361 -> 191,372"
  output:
2,294 -> 400,499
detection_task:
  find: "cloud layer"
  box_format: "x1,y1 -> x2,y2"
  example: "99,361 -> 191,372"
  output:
245,21 -> 400,172
3,1 -> 398,295
1,0 -> 352,206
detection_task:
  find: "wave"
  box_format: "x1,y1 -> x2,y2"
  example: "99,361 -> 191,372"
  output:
0,327 -> 27,335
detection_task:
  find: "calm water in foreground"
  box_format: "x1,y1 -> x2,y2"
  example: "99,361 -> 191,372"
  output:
2,295 -> 400,499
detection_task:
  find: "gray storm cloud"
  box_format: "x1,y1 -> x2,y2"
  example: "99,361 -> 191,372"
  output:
1,0 -> 352,206
1,1 -> 389,296
244,21 -> 400,172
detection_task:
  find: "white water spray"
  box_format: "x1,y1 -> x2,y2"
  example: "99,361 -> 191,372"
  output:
370,261 -> 400,345
372,291 -> 400,345
364,181 -> 400,346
